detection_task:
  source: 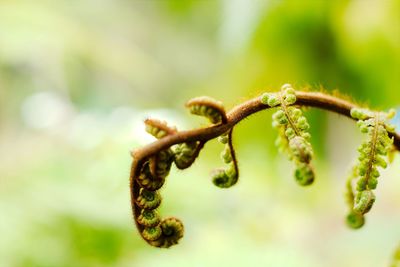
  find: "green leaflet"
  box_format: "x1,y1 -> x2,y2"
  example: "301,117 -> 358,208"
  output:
185,96 -> 226,124
136,188 -> 162,210
346,212 -> 365,229
149,150 -> 174,181
345,167 -> 366,229
137,209 -> 161,227
137,161 -> 166,191
262,84 -> 315,186
294,163 -> 314,186
345,108 -> 396,229
173,141 -> 202,169
142,226 -> 162,241
354,190 -> 375,214
148,218 -> 184,248
144,118 -> 177,139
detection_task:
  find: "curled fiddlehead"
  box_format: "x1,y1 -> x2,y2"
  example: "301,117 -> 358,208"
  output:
261,84 -> 315,186
133,158 -> 185,248
131,118 -> 185,248
185,96 -> 239,188
136,188 -> 161,210
147,218 -> 184,248
144,118 -> 177,138
211,129 -> 239,188
131,96 -> 235,247
173,141 -> 204,169
138,119 -> 175,191
186,96 -> 227,124
171,96 -> 226,170
345,108 -> 396,228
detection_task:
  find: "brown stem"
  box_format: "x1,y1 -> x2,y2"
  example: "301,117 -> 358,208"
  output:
227,128 -> 239,178
131,91 -> 400,179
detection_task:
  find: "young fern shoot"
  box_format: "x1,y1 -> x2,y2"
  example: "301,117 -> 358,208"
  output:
131,96 -> 236,248
185,96 -> 238,188
345,108 -> 396,228
212,130 -> 239,188
134,119 -> 183,247
130,85 -> 400,265
261,84 -> 315,186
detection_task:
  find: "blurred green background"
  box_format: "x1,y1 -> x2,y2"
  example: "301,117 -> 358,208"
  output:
0,1 -> 399,267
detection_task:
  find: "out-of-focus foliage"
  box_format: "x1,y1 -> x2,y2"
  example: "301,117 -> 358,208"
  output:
0,1 -> 399,267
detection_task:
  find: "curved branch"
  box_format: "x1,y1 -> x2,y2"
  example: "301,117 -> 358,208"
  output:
131,91 -> 400,179
130,90 -> 400,250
